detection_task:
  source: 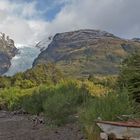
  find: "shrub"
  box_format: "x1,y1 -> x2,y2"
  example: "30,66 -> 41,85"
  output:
79,89 -> 136,140
118,53 -> 140,102
0,76 -> 12,88
21,85 -> 54,114
82,80 -> 111,96
0,87 -> 37,110
88,75 -> 118,89
43,80 -> 90,126
0,63 -> 63,89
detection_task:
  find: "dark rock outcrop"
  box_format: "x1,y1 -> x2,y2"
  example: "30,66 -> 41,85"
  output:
0,33 -> 18,75
33,29 -> 140,78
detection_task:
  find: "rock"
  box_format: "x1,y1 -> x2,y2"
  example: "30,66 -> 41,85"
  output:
132,38 -> 140,42
0,32 -> 18,75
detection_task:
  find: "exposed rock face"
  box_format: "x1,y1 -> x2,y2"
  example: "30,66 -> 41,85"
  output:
33,29 -> 140,78
0,33 -> 18,75
132,38 -> 140,42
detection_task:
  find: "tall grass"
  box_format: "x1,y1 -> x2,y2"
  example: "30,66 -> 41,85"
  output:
79,89 -> 136,140
43,80 -> 89,125
20,85 -> 54,114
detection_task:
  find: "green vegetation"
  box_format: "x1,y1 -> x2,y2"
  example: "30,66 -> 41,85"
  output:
118,53 -> 140,103
0,63 -> 63,89
43,80 -> 89,125
79,90 -> 136,139
0,87 -> 34,110
0,53 -> 139,140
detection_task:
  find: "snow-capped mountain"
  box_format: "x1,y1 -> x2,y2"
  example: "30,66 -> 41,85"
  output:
4,35 -> 54,76
35,35 -> 53,51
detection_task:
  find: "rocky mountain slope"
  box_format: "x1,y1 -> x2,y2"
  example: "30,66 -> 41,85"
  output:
33,29 -> 140,78
0,33 -> 18,75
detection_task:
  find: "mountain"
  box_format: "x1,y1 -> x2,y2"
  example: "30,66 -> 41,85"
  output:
35,35 -> 53,51
0,33 -> 18,75
33,29 -> 140,78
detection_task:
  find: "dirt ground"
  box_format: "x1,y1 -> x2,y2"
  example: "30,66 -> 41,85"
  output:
0,111 -> 86,140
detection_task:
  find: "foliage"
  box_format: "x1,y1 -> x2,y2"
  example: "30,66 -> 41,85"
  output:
118,53 -> 140,102
82,80 -> 111,96
0,58 -> 138,140
43,80 -> 89,125
20,85 -> 54,114
79,90 -> 136,140
24,63 -> 63,85
88,75 -> 118,89
0,63 -> 63,89
0,76 -> 11,88
0,87 -> 34,110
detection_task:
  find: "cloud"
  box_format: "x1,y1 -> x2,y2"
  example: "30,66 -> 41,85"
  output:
0,0 -> 46,44
46,0 -> 140,39
0,0 -> 140,45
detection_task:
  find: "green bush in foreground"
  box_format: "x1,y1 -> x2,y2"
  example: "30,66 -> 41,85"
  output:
43,80 -> 89,126
0,87 -> 34,110
20,85 -> 52,114
118,53 -> 140,102
0,79 -> 138,140
79,89 -> 137,140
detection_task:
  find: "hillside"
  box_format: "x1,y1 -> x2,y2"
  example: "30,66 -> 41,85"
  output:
33,29 -> 140,78
0,33 -> 18,75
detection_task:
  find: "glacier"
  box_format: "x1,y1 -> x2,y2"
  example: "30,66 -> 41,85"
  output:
4,45 -> 40,76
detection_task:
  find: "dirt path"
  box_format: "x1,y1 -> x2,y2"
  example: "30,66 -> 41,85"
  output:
0,111 -> 86,140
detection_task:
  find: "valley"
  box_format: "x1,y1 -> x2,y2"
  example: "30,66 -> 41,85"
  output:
1,0 -> 140,139
0,30 -> 139,140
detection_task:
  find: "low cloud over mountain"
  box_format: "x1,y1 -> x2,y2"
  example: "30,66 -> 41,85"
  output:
1,0 -> 140,45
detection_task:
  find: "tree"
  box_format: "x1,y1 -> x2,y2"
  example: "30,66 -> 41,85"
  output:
24,63 -> 63,85
118,53 -> 140,102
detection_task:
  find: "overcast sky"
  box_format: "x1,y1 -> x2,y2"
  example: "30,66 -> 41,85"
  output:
0,0 -> 140,45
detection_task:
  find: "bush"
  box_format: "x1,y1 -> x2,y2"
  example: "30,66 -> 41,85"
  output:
88,75 -> 118,89
43,93 -> 75,125
82,80 -> 111,96
79,89 -> 136,140
43,80 -> 90,126
21,85 -> 54,114
0,63 -> 63,89
0,87 -> 33,110
118,53 -> 140,102
0,76 -> 11,88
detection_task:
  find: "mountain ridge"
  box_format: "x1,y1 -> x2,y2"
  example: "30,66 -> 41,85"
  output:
33,29 -> 140,78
